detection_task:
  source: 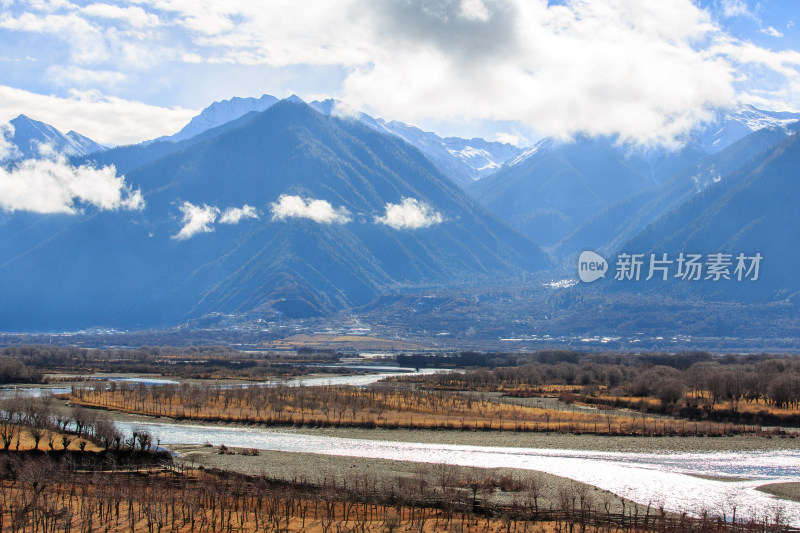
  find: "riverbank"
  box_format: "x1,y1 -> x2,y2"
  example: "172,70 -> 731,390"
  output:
95,405 -> 800,453
255,426 -> 800,453
756,483 -> 800,503
170,443 -> 653,514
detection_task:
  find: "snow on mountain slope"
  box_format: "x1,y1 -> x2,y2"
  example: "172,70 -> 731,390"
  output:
503,104 -> 798,173
363,117 -> 521,186
156,94 -> 279,143
311,98 -> 523,186
1,115 -> 106,162
699,104 -> 800,154
156,94 -> 522,188
505,138 -> 555,168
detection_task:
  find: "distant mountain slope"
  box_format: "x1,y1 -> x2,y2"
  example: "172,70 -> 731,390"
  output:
697,104 -> 800,154
1,115 -> 105,162
154,94 -> 279,143
468,105 -> 799,251
76,110 -> 265,175
554,124 -> 799,260
350,112 -> 521,187
0,100 -> 549,330
467,136 -> 659,247
620,131 -> 800,301
150,93 -> 522,187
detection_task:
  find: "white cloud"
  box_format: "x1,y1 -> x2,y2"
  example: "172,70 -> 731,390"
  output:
2,0 -> 799,146
172,201 -> 219,240
712,39 -> 800,76
101,0 -> 372,68
0,85 -> 197,145
489,132 -> 526,147
0,154 -> 144,214
219,204 -> 259,224
0,10 -> 109,64
375,197 -> 443,230
172,202 -> 259,239
270,194 -> 351,224
46,65 -> 127,87
0,3 -> 167,69
760,26 -> 783,38
719,0 -> 752,19
342,0 -> 742,147
0,123 -> 20,161
81,4 -> 161,28
459,0 -> 491,22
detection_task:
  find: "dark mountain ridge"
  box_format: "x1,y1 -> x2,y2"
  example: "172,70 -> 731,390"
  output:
0,100 -> 549,330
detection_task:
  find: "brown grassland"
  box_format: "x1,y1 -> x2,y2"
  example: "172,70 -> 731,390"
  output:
1,426 -> 102,453
67,382 -> 759,437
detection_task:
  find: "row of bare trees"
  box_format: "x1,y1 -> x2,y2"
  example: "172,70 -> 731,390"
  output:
0,344 -> 337,380
0,455 -> 791,533
71,380 -> 513,426
414,356 -> 800,412
0,394 -> 154,452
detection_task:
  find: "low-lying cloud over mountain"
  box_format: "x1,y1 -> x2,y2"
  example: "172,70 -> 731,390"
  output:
375,198 -> 443,230
173,202 -> 261,240
0,123 -> 18,161
219,205 -> 259,225
0,154 -> 143,214
270,195 -> 352,225
172,202 -> 219,240
0,100 -> 549,329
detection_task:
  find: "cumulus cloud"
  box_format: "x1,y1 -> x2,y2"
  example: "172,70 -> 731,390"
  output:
375,197 -> 443,230
0,9 -> 110,65
345,0 -> 742,147
490,132 -> 526,147
172,202 -> 259,239
3,0 -> 800,146
760,26 -> 783,38
719,0 -> 752,19
81,3 -> 161,28
0,122 -> 20,161
0,153 -> 144,214
219,204 -> 259,224
270,194 -> 351,224
172,201 -> 219,240
459,0 -> 491,23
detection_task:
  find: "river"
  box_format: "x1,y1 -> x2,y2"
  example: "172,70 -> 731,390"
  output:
2,369 -> 799,525
114,420 -> 800,525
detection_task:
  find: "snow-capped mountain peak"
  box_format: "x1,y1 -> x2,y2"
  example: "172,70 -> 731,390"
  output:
155,94 -> 522,188
699,103 -> 800,155
158,94 -> 280,143
505,137 -> 555,167
1,114 -> 106,162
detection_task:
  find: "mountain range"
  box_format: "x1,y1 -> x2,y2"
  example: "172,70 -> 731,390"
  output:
1,94 -> 798,334
150,94 -> 522,188
467,105 -> 800,254
554,123 -> 800,262
0,100 -> 547,330
618,129 -> 800,303
1,114 -> 106,162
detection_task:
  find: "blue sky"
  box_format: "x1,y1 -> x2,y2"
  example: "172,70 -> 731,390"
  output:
1,0 -> 798,146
